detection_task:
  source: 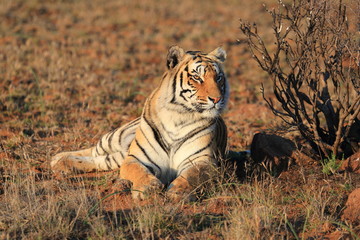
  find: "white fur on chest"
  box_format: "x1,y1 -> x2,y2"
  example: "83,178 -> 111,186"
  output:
143,107 -> 215,182
157,109 -> 206,142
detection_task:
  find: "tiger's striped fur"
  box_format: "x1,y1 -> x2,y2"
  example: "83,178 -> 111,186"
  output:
51,46 -> 229,201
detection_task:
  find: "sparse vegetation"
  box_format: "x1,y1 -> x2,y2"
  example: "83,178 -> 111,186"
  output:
321,153 -> 342,175
1,0 -> 359,239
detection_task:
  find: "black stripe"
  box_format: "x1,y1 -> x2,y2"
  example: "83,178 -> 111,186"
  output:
158,120 -> 179,142
187,80 -> 195,88
179,71 -> 183,87
170,68 -> 182,103
134,139 -> 151,161
168,77 -> 196,112
128,154 -> 141,162
170,74 -> 177,103
168,73 -> 196,112
118,128 -> 125,146
191,141 -> 212,157
128,118 -> 141,127
118,118 -> 140,146
170,60 -> 193,104
99,138 -> 107,153
143,115 -> 169,155
119,150 -> 124,159
134,139 -> 162,174
177,142 -> 213,172
203,65 -> 209,73
174,117 -> 206,128
127,154 -> 158,176
203,56 -> 214,62
107,130 -> 116,152
174,120 -> 215,153
167,101 -> 195,113
178,154 -> 212,174
111,155 -> 121,168
105,155 -> 111,170
189,91 -> 197,98
95,146 -> 101,156
180,89 -> 191,101
140,127 -> 160,154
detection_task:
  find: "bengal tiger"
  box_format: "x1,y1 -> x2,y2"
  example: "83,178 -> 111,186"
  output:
51,46 -> 229,201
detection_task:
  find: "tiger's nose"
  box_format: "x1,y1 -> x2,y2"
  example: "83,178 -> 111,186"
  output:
208,96 -> 221,104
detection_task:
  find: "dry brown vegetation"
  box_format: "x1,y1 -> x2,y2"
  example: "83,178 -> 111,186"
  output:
1,0 -> 359,239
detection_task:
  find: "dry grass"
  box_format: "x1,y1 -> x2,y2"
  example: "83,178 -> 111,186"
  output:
1,167 -> 353,239
0,164 -> 357,239
1,0 -> 359,239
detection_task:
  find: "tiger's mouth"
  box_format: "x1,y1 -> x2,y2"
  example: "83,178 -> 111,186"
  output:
214,101 -> 224,110
192,99 -> 225,113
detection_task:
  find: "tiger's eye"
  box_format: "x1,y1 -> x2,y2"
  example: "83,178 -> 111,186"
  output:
192,75 -> 203,83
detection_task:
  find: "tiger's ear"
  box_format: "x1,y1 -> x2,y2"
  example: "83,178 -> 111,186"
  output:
209,47 -> 227,62
167,46 -> 185,69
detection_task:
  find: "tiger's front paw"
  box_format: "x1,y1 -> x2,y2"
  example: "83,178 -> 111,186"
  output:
131,178 -> 164,201
166,184 -> 196,202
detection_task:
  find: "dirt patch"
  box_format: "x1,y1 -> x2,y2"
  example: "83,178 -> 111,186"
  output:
341,188 -> 360,225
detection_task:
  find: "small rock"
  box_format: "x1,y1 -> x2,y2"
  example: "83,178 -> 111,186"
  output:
338,152 -> 360,174
341,188 -> 360,225
37,130 -> 47,138
22,129 -> 35,137
250,133 -> 296,173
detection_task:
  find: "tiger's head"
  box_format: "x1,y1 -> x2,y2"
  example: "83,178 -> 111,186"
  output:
165,46 -> 229,118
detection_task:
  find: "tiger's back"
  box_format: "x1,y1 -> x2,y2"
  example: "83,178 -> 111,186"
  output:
51,46 -> 229,201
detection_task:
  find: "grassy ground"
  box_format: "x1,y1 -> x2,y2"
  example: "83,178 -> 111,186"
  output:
1,0 -> 359,239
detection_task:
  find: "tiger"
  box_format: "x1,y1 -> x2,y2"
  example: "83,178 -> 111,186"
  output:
51,46 -> 229,201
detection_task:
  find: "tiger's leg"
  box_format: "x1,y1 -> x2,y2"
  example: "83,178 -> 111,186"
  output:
50,117 -> 140,173
166,161 -> 216,202
51,142 -> 127,173
51,151 -> 125,173
119,119 -> 167,200
92,118 -> 139,157
51,147 -> 94,172
120,157 -> 164,201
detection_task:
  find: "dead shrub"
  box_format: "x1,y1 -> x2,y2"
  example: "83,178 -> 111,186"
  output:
240,0 -> 360,159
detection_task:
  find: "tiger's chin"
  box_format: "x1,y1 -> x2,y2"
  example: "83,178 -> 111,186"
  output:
197,103 -> 226,116
197,107 -> 224,119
